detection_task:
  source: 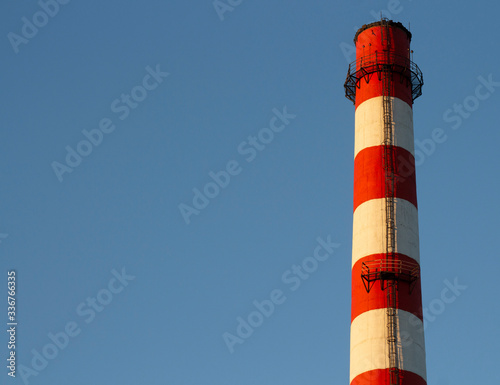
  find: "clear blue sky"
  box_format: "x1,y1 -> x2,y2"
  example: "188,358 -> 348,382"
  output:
1,1 -> 499,384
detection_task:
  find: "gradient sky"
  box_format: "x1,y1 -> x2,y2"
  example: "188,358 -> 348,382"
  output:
1,1 -> 499,384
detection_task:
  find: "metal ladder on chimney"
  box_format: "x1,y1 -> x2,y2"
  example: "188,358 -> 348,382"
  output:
381,18 -> 400,385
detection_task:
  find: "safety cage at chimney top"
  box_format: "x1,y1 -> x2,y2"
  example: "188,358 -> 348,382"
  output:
344,51 -> 423,104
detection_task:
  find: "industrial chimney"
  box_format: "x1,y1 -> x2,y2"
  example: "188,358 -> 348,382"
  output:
344,19 -> 426,385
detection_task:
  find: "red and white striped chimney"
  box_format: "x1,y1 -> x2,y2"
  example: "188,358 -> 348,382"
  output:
345,20 -> 426,385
